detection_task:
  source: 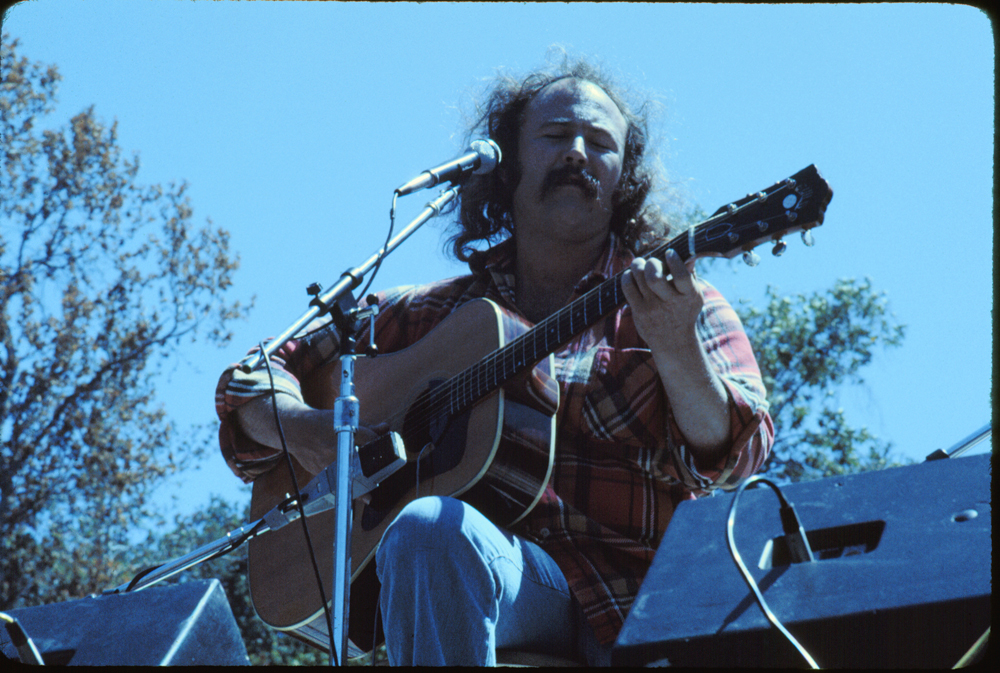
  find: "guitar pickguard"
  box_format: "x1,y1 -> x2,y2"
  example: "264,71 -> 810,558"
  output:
361,380 -> 473,531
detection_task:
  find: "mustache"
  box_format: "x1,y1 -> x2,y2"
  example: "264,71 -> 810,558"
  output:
539,165 -> 600,200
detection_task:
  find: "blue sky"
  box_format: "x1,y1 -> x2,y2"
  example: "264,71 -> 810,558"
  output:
4,1 -> 993,521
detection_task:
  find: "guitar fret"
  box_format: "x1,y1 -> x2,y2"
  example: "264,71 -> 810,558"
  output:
479,357 -> 487,396
416,165 -> 829,425
480,363 -> 488,402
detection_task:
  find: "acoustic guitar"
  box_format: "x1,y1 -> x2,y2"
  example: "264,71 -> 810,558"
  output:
246,165 -> 833,652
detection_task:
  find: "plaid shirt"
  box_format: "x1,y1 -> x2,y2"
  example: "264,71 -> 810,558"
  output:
216,235 -> 772,645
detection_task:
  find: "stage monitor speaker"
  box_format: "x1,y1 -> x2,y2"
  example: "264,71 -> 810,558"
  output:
0,578 -> 249,666
612,453 -> 991,668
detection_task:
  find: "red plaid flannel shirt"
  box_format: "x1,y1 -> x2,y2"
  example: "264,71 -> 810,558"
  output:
215,235 -> 772,645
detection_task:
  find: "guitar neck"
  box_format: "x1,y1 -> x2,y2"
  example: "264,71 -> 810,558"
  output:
432,164 -> 832,418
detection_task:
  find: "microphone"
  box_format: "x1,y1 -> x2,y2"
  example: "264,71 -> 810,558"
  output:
394,139 -> 501,196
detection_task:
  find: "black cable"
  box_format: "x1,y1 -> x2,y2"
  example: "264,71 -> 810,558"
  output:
120,516 -> 268,594
356,191 -> 399,305
366,599 -> 384,666
124,562 -> 163,592
260,342 -> 339,666
726,475 -> 820,669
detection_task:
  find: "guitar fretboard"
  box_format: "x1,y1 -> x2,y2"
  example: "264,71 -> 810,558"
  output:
432,235 -> 688,419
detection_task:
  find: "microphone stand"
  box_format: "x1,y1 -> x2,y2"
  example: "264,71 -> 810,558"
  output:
924,422 -> 991,460
107,185 -> 461,667
238,185 -> 461,375
244,184 -> 461,665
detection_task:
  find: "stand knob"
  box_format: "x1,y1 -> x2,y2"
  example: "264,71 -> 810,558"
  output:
362,297 -> 380,358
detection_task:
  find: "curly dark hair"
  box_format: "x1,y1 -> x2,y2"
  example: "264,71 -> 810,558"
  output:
448,55 -> 673,264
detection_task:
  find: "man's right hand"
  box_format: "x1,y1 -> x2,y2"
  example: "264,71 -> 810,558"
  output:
236,394 -> 388,477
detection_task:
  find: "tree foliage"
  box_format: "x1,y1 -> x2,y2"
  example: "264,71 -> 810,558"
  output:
0,34 -> 249,608
735,278 -> 908,482
686,197 -> 909,483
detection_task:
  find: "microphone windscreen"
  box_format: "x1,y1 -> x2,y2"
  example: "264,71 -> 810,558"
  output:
470,139 -> 501,174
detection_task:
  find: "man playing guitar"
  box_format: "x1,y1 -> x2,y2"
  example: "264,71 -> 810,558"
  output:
216,56 -> 774,665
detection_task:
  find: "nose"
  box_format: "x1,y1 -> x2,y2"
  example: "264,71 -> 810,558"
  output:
563,135 -> 588,167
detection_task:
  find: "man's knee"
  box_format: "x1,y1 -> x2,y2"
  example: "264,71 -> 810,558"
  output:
377,496 -> 475,572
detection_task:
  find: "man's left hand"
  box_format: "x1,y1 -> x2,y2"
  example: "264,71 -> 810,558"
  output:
621,249 -> 702,355
621,249 -> 732,458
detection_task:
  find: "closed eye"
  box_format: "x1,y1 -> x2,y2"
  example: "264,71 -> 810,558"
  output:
541,133 -> 614,151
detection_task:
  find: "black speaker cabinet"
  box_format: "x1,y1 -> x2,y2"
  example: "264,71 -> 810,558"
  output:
0,579 -> 249,665
612,453 -> 991,668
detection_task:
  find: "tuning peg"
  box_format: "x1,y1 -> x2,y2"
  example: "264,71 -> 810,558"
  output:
742,250 -> 761,267
772,239 -> 787,257
801,229 -> 815,247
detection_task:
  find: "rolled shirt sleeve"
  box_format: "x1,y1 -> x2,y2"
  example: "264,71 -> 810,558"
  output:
658,278 -> 773,493
214,317 -> 341,482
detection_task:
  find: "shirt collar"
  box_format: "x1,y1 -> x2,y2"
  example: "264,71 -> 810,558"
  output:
476,233 -> 635,305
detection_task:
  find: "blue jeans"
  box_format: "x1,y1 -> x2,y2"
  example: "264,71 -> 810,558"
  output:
374,496 -> 577,666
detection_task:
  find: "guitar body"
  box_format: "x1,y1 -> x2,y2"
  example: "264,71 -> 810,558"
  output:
247,298 -> 560,651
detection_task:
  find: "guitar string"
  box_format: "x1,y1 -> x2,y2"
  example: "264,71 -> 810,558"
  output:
357,178 -> 824,522
358,221 -> 793,509
384,222 -> 712,437
373,179 -> 814,457
390,229 -> 712,440
393,280 -> 618,442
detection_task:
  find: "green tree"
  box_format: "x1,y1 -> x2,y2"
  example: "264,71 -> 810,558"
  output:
685,199 -> 909,483
736,278 -> 909,482
1,34 -> 249,609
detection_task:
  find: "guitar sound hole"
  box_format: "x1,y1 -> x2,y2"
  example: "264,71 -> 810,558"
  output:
360,381 -> 471,532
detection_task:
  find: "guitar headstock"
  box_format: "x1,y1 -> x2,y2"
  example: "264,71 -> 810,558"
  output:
690,165 -> 833,265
